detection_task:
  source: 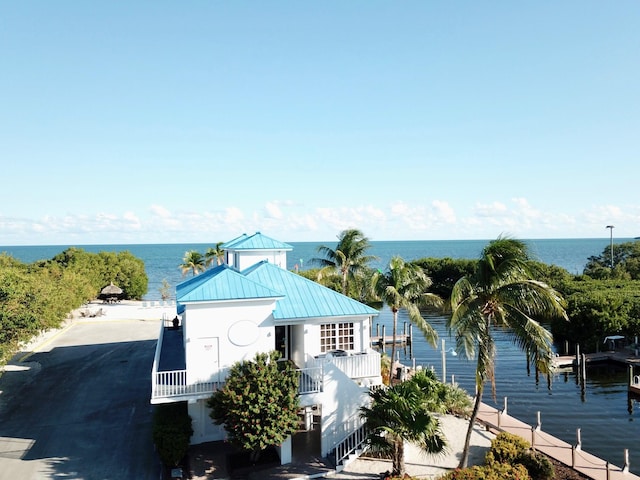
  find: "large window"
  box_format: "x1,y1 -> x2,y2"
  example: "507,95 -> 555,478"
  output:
320,323 -> 354,352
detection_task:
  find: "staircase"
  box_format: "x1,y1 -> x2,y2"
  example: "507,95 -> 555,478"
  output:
333,422 -> 369,470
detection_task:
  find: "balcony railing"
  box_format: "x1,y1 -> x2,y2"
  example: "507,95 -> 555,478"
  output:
151,350 -> 381,402
307,350 -> 381,380
152,370 -> 219,401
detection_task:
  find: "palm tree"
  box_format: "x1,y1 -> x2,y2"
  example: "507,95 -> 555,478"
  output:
180,250 -> 206,276
371,256 -> 443,384
205,242 -> 225,267
447,236 -> 568,468
312,229 -> 377,295
360,373 -> 447,477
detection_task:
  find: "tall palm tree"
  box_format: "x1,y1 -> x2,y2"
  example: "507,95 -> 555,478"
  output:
313,229 -> 377,295
180,250 -> 206,276
360,373 -> 447,477
205,242 -> 225,267
372,256 -> 443,384
447,236 -> 568,468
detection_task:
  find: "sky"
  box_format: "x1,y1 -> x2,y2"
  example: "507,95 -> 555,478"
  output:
1,2 -> 639,246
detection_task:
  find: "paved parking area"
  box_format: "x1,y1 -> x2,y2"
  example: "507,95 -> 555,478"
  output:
0,318 -> 162,480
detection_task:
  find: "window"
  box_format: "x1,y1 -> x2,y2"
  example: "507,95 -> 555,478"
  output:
320,323 -> 354,352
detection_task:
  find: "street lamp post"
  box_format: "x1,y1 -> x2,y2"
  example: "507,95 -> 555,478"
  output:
441,338 -> 457,383
606,225 -> 614,268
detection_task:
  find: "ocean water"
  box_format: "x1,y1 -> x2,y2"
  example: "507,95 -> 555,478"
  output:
2,237 -> 638,472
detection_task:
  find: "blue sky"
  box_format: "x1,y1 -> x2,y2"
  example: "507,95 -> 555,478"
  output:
1,2 -> 639,245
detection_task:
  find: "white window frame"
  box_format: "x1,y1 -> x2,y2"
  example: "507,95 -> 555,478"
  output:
320,322 -> 354,352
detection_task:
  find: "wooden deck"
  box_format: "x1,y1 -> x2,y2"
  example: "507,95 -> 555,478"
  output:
552,349 -> 640,394
476,402 -> 638,480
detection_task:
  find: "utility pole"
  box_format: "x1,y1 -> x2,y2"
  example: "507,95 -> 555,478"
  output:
606,225 -> 614,268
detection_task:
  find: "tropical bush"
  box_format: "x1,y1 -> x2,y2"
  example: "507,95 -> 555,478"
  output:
484,432 -> 531,465
408,368 -> 472,416
46,248 -> 148,299
484,432 -> 553,480
584,241 -> 640,280
412,257 -> 476,302
152,402 -> 193,467
438,463 -> 531,480
0,248 -> 148,365
360,370 -> 447,477
207,351 -> 300,462
438,430 -> 555,480
549,278 -> 640,351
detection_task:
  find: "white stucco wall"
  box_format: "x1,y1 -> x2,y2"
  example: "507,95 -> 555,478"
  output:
317,363 -> 370,457
302,316 -> 373,359
189,399 -> 226,445
232,250 -> 288,270
183,299 -> 277,384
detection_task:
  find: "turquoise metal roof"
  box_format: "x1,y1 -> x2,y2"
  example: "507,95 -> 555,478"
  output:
221,232 -> 293,251
176,264 -> 284,303
220,233 -> 248,249
243,261 -> 379,320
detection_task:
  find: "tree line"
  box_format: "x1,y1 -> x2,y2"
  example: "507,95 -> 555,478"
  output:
305,230 -> 640,356
0,247 -> 147,364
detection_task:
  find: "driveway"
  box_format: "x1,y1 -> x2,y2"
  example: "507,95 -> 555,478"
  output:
0,318 -> 162,480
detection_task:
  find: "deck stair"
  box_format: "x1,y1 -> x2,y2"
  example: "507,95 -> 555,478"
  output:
333,423 -> 369,471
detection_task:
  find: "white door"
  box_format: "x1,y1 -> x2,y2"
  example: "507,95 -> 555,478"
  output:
190,336 -> 220,383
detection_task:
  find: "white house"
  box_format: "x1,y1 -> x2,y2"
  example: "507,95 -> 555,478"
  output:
150,232 -> 382,465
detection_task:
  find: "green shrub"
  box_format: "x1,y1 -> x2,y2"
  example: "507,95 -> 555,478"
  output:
485,431 -> 530,466
483,432 -> 553,480
152,402 -> 193,467
517,451 -> 554,480
438,463 -> 530,480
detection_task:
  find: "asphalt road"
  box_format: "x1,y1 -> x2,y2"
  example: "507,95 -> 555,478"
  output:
0,319 -> 162,480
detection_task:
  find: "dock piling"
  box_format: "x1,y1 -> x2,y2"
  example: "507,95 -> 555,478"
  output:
531,426 -> 536,448
623,448 -> 630,474
576,428 -> 582,451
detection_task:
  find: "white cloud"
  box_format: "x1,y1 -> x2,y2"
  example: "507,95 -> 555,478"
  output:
432,200 -> 456,224
264,202 -> 283,219
2,198 -> 639,246
474,201 -> 508,217
150,204 -> 172,218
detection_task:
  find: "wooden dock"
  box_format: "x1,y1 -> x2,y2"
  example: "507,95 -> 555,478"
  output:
370,334 -> 411,346
370,322 -> 413,347
552,349 -> 640,369
552,349 -> 640,394
476,401 -> 639,480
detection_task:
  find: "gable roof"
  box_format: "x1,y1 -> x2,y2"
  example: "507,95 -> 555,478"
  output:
242,261 -> 379,320
221,232 -> 293,251
176,264 -> 284,303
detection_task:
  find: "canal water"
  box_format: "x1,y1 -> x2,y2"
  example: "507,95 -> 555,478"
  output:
374,309 -> 640,474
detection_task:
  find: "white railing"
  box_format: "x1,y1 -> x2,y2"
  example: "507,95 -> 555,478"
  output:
151,347 -> 380,401
307,350 -> 381,380
152,367 -> 322,400
152,370 -> 219,399
332,414 -> 369,467
298,367 -> 323,394
331,351 -> 380,379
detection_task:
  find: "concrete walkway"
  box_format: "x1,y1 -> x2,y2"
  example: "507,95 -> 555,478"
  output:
476,402 -> 638,480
